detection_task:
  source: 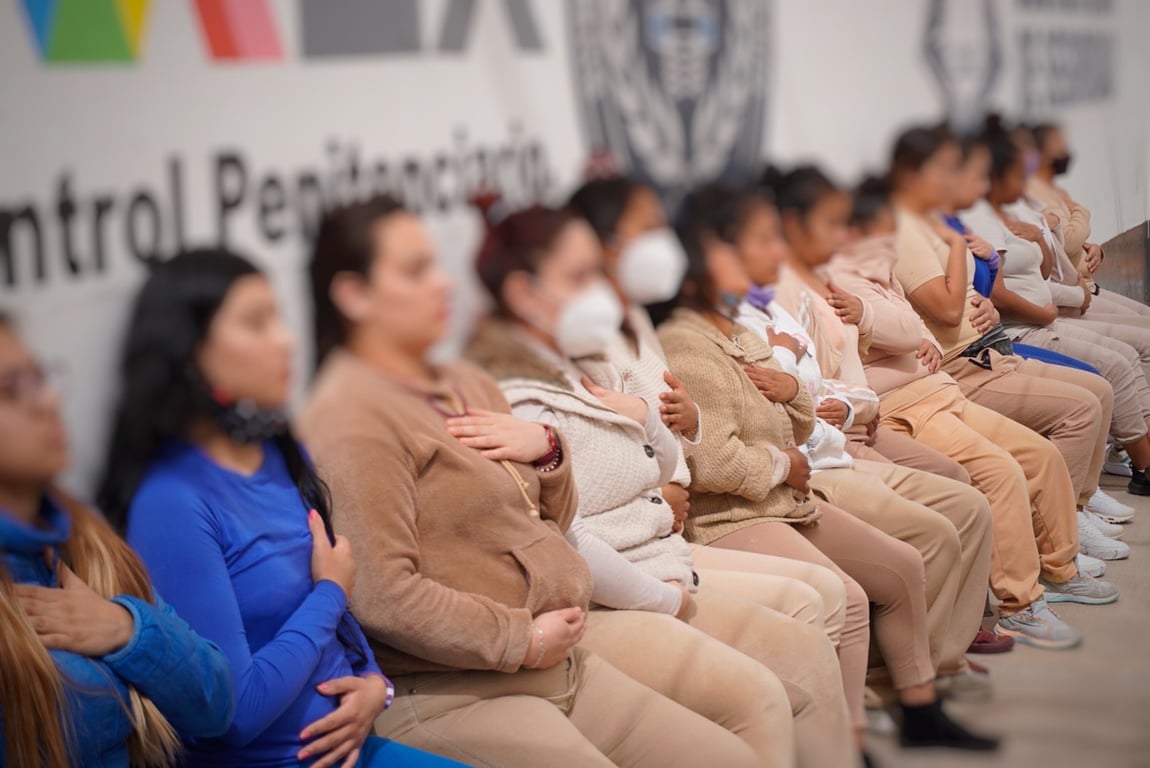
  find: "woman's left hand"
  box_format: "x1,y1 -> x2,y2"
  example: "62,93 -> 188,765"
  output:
815,399 -> 849,429
299,674 -> 391,768
446,409 -> 551,462
14,564 -> 134,657
826,284 -> 864,325
658,371 -> 699,438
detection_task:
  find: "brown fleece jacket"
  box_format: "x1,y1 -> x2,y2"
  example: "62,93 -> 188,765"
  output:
298,351 -> 592,676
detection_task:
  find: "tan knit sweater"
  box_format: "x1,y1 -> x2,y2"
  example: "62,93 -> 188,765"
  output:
657,309 -> 820,545
298,351 -> 592,676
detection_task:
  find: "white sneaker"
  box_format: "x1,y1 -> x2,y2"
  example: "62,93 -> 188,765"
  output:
1086,511 -> 1125,539
1085,489 -> 1134,524
1077,512 -> 1130,560
1104,445 -> 1133,477
1076,553 -> 1106,578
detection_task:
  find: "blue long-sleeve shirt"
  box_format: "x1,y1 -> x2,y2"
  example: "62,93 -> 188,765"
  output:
0,497 -> 234,767
126,440 -> 383,768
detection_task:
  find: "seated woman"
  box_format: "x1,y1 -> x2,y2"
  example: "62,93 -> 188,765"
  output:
963,119 -> 1150,514
1029,121 -> 1150,321
692,179 -> 996,682
297,195 -> 763,768
831,178 -> 1120,646
885,124 -> 1123,551
655,195 -> 998,754
0,311 -> 233,767
568,174 -> 852,647
463,200 -> 855,768
941,132 -> 1133,537
98,249 -> 456,768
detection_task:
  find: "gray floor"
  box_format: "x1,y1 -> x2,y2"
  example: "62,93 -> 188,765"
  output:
869,475 -> 1150,768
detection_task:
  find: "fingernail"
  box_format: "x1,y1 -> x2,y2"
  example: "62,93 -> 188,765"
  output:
309,510 -> 318,519
301,731 -> 310,740
318,683 -> 328,691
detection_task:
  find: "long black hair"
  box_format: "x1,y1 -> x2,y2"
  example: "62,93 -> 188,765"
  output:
97,248 -> 333,539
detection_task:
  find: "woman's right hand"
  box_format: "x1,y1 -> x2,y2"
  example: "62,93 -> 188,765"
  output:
929,217 -> 963,246
582,377 -> 649,425
743,366 -> 800,403
782,447 -> 811,493
309,510 -> 356,598
525,607 -> 586,669
916,339 -> 942,373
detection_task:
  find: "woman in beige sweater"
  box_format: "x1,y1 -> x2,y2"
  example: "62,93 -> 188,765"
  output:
463,202 -> 855,767
567,175 -> 851,648
297,195 -> 761,768
657,187 -> 997,755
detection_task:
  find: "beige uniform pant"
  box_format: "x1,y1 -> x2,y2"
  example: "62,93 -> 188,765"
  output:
810,460 -> 993,677
943,350 -> 1111,506
377,648 -> 761,768
1089,288 -> 1150,319
583,586 -> 855,768
880,385 -> 1079,615
689,544 -> 848,647
708,502 -> 934,731
859,425 -> 971,484
1018,320 -> 1150,445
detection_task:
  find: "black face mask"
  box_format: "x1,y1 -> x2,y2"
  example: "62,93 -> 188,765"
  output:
1051,153 -> 1073,176
204,391 -> 288,444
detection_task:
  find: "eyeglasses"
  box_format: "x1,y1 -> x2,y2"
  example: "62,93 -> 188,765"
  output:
0,363 -> 65,406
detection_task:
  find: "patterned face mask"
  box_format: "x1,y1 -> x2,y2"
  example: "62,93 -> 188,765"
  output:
205,390 -> 288,443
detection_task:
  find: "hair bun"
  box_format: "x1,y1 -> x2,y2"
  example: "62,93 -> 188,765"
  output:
468,189 -> 511,229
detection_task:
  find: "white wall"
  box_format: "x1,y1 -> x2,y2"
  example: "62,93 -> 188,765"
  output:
2,0 -> 1146,494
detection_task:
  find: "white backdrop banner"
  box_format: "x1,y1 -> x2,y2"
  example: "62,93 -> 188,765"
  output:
2,0 -> 1147,492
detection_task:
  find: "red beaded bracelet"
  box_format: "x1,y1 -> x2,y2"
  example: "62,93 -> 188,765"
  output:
533,424 -> 562,470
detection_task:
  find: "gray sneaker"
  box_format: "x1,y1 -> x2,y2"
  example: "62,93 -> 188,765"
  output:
1040,574 -> 1120,605
995,599 -> 1083,650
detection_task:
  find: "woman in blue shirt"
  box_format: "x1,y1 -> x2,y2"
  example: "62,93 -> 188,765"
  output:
97,248 -> 462,768
0,311 -> 234,767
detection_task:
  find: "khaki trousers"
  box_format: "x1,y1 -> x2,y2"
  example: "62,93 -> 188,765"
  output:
880,388 -> 1079,614
377,648 -> 760,768
689,544 -> 848,647
810,460 -> 993,676
583,587 -> 855,768
1089,288 -> 1150,319
859,426 -> 971,484
1018,321 -> 1150,445
709,503 -> 934,730
943,350 -> 1111,506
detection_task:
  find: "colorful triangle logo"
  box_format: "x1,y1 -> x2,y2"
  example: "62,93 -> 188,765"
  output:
21,0 -> 151,63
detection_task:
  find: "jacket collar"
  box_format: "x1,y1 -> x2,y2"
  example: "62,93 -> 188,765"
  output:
0,495 -> 70,555
465,318 -> 579,390
667,308 -> 774,365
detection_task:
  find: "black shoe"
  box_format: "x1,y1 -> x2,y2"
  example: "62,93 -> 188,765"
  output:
1128,468 -> 1150,496
861,750 -> 880,768
899,700 -> 1000,751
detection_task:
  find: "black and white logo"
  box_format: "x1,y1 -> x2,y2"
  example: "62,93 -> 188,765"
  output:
568,0 -> 771,202
924,0 -> 1002,133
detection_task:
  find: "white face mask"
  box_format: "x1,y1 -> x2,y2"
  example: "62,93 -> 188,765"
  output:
554,281 -> 625,358
615,228 -> 688,304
